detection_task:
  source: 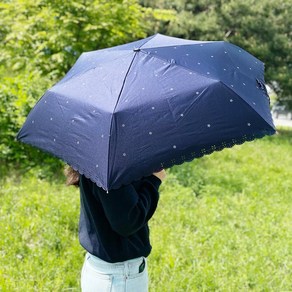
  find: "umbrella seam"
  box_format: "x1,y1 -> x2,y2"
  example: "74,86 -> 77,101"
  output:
138,49 -> 219,83
57,35 -> 158,87
223,42 -> 263,67
141,41 -> 217,50
222,42 -> 264,82
138,33 -> 158,48
137,49 -> 273,128
219,81 -> 275,129
106,51 -> 140,190
55,52 -> 134,88
138,43 -> 263,84
140,33 -> 220,49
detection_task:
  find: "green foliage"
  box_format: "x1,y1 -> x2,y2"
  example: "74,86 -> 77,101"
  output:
0,0 -> 147,77
152,128 -> 292,291
141,6 -> 177,34
217,1 -> 291,104
1,128 -> 291,291
0,70 -> 48,160
0,0 -> 154,169
0,174 -> 82,291
0,68 -> 64,177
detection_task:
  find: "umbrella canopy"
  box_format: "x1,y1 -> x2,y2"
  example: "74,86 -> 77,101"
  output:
17,34 -> 275,191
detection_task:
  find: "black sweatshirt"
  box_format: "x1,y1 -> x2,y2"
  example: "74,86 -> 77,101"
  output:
78,174 -> 162,263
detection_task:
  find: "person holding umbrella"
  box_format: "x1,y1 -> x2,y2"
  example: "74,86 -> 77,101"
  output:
65,166 -> 166,292
17,33 -> 275,291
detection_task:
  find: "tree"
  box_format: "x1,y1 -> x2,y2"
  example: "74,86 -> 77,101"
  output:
0,0 -> 147,79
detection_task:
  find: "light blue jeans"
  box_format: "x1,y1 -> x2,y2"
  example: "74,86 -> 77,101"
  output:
81,252 -> 148,292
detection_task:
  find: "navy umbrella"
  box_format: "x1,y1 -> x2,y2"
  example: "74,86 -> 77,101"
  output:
17,34 -> 275,191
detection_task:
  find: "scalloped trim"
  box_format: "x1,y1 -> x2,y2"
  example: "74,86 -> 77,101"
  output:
108,130 -> 275,190
18,129 -> 275,191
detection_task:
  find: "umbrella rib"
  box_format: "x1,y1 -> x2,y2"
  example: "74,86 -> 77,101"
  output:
221,42 -> 264,81
56,35 -> 177,88
140,34 -> 218,49
138,49 -> 219,83
138,43 -> 264,85
55,52 -> 134,88
138,47 -> 274,129
106,51 -> 139,189
140,41 -> 217,50
112,54 -> 138,113
137,33 -> 158,48
219,81 -> 275,129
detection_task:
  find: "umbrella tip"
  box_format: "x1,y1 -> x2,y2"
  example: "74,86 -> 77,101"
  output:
133,48 -> 141,52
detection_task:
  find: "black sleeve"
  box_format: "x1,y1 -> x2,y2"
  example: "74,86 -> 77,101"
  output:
93,175 -> 161,237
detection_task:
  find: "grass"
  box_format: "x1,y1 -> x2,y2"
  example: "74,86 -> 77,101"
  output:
1,128 -> 291,291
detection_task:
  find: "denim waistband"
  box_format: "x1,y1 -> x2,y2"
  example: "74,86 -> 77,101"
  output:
85,252 -> 145,276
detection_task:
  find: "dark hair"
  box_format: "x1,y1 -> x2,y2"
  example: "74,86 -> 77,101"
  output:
64,165 -> 80,187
